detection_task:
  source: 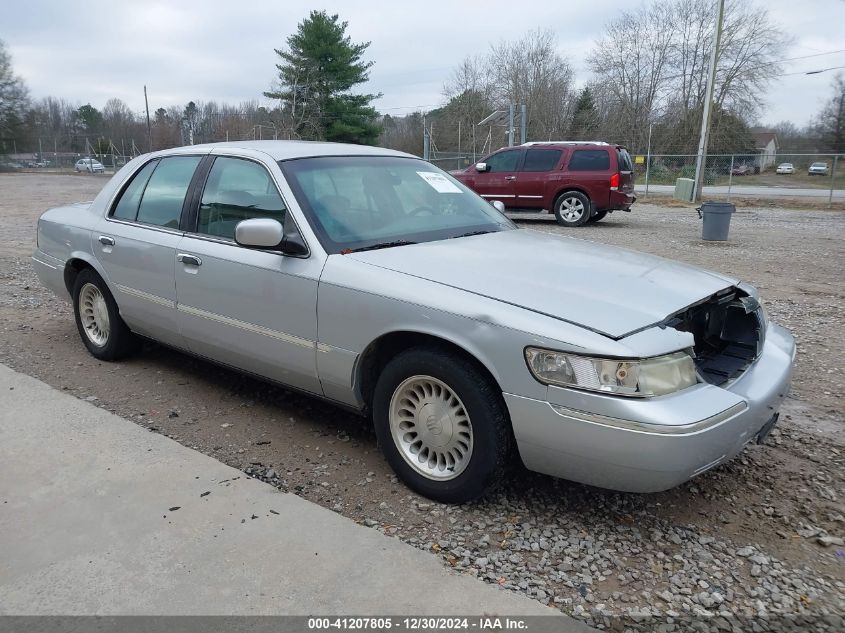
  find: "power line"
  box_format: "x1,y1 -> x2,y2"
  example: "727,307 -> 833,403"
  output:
782,65 -> 845,77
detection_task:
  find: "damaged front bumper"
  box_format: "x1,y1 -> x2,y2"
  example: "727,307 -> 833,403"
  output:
506,323 -> 795,493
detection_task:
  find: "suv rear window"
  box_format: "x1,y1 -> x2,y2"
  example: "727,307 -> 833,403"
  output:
568,150 -> 610,171
521,149 -> 562,172
616,148 -> 634,172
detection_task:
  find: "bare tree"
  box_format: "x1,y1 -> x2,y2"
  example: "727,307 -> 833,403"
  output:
588,0 -> 789,153
588,1 -> 675,150
487,29 -> 575,141
102,98 -> 137,147
814,73 -> 845,152
0,39 -> 29,150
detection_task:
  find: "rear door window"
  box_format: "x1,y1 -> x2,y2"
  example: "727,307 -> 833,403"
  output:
111,159 -> 159,221
521,149 -> 562,172
485,149 -> 522,172
136,156 -> 202,229
568,150 -> 610,171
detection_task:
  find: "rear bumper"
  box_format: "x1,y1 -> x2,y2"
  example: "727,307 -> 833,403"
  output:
505,324 -> 795,493
606,190 -> 636,211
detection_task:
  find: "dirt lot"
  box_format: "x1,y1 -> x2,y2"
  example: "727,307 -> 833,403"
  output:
1,173 -> 843,627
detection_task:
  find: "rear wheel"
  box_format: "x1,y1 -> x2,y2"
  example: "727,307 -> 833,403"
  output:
587,210 -> 608,224
553,191 -> 591,227
372,347 -> 511,503
72,268 -> 138,361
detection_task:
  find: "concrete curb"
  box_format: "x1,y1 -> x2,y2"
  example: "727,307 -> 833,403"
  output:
0,364 -> 587,627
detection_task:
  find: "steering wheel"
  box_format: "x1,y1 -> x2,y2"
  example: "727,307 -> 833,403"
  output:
409,206 -> 439,216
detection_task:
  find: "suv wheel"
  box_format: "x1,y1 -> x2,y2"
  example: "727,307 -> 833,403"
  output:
372,347 -> 511,503
554,191 -> 591,227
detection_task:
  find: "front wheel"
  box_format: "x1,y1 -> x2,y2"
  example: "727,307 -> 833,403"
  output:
372,347 -> 512,503
72,268 -> 138,361
553,191 -> 591,227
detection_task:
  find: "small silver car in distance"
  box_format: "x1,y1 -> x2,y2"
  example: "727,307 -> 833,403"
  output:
32,141 -> 795,502
775,163 -> 794,175
75,158 -> 105,174
808,162 -> 829,176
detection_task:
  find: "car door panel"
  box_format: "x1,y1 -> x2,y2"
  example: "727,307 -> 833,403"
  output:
174,237 -> 322,393
173,153 -> 322,395
515,149 -> 564,209
565,149 -> 612,209
94,155 -> 203,348
473,149 -> 523,207
94,220 -> 183,347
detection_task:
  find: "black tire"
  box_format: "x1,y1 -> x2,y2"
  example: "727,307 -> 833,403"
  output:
372,347 -> 512,503
587,210 -> 608,224
72,268 -> 138,361
553,191 -> 591,227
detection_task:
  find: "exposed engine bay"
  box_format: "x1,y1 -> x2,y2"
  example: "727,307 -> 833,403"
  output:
665,287 -> 764,386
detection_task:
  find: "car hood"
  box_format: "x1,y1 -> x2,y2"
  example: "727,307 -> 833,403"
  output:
348,229 -> 737,339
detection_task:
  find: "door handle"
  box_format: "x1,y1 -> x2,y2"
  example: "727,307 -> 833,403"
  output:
98,235 -> 115,246
177,253 -> 202,266
505,176 -> 516,181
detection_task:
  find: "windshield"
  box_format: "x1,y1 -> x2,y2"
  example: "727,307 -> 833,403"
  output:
281,156 -> 515,253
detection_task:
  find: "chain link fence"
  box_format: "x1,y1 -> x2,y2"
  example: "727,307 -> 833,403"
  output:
1,149 -> 140,175
636,153 -> 843,203
425,150 -> 843,203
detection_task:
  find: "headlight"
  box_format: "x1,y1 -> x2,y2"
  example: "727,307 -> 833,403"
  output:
524,348 -> 698,397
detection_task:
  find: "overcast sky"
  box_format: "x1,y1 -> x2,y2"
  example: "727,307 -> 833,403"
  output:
4,0 -> 844,127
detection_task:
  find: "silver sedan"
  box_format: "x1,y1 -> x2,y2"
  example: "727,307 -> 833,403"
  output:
33,141 -> 795,502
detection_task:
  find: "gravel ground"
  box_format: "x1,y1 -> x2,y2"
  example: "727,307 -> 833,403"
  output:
1,173 -> 843,630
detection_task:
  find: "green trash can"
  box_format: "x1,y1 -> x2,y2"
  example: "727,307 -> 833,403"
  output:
697,201 -> 735,241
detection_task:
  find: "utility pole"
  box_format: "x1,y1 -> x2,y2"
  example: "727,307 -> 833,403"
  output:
144,85 -> 152,153
520,104 -> 527,144
645,123 -> 653,196
422,114 -> 430,160
693,0 -> 725,202
507,104 -> 514,147
457,120 -> 461,156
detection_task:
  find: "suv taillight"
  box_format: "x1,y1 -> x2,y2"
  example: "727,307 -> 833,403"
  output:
610,173 -> 620,190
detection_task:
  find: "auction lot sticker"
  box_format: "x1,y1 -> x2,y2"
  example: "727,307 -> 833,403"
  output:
417,171 -> 463,194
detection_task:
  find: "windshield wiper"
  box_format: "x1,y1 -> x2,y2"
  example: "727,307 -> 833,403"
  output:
344,239 -> 417,253
450,230 -> 495,239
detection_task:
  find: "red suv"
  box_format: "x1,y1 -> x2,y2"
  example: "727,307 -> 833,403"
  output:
450,142 -> 636,227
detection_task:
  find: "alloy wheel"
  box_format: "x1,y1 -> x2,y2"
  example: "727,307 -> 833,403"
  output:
78,282 -> 110,347
560,196 -> 585,222
388,375 -> 474,481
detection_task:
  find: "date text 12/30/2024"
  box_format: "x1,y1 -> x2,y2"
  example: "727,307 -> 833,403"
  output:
307,617 -> 529,631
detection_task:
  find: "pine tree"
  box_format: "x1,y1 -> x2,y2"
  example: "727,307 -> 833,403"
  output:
569,87 -> 597,140
264,11 -> 380,144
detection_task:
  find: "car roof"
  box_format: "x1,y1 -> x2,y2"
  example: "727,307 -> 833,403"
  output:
155,140 -> 416,161
520,141 -> 626,149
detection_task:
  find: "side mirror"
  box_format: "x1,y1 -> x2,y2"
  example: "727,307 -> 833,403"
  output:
280,213 -> 309,256
490,200 -> 506,213
475,162 -> 489,173
235,218 -> 283,248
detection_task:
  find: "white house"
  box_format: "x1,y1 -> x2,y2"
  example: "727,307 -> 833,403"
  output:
753,130 -> 778,170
